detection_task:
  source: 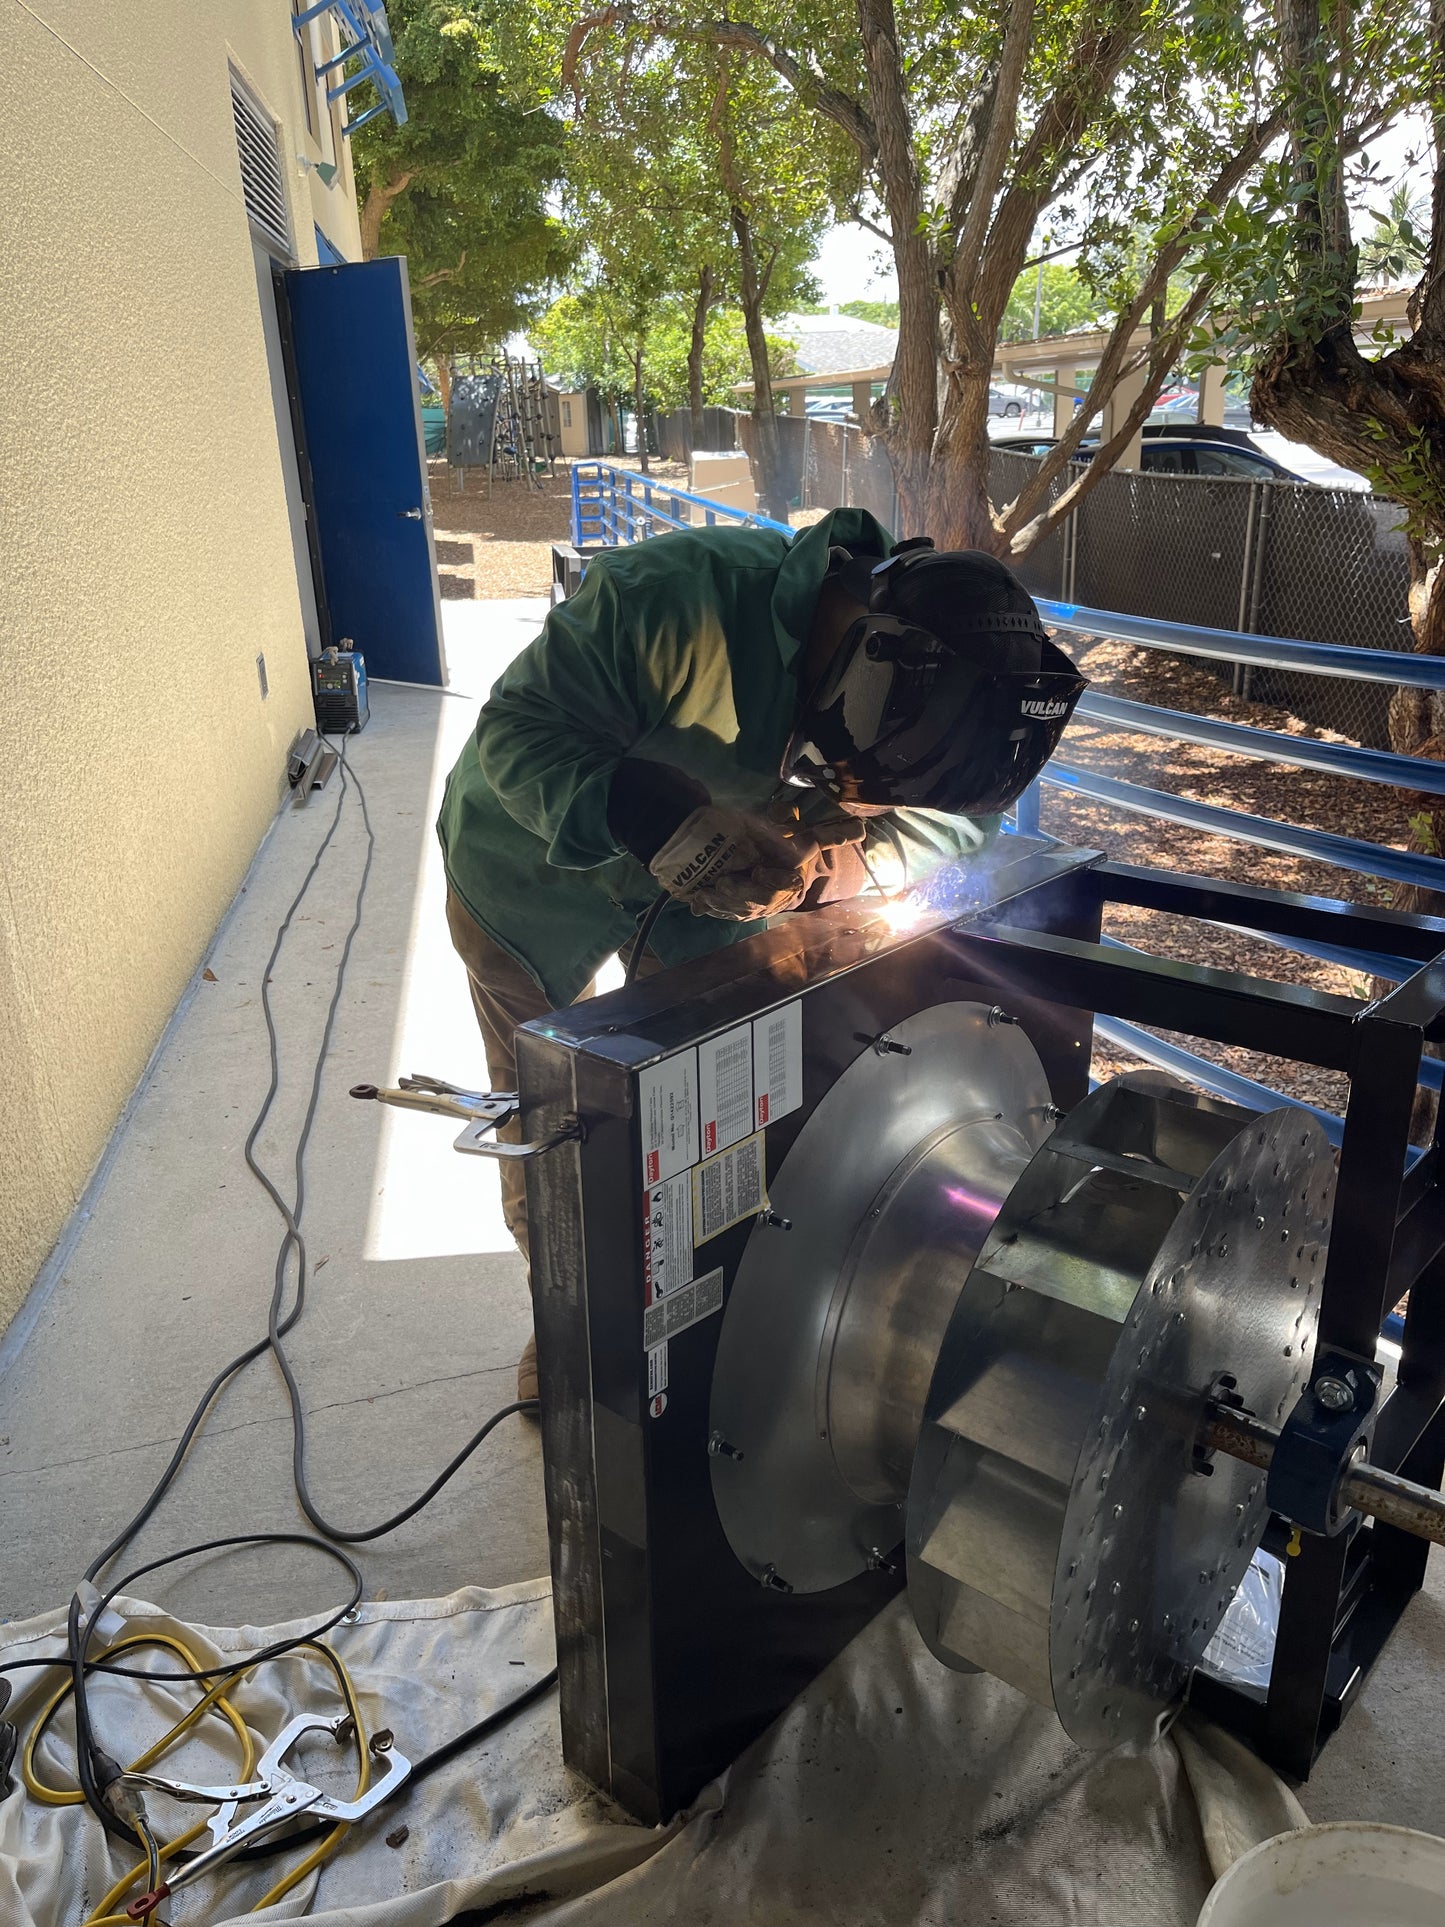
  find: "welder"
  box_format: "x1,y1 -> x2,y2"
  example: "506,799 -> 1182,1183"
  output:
437,506 -> 1085,1398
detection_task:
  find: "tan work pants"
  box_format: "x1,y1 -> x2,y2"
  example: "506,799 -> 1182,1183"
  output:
445,888 -> 659,1269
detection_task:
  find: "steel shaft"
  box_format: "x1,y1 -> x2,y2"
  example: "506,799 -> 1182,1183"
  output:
1203,1406 -> 1445,1547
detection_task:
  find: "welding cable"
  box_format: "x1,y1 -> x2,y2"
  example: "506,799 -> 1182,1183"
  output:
241,743 -> 542,1541
47,745 -> 367,1843
624,891 -> 670,987
27,1637 -> 365,1924
28,736 -> 531,1843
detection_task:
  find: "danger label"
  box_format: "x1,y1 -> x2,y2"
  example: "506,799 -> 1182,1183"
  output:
647,1341 -> 669,1396
692,1131 -> 766,1244
639,1050 -> 699,1185
643,1171 -> 694,1303
753,1002 -> 802,1129
642,1268 -> 724,1351
699,1024 -> 754,1154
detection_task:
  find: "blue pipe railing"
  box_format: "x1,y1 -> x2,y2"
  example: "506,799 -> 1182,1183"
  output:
572,462 -> 791,549
1039,599 -> 1443,690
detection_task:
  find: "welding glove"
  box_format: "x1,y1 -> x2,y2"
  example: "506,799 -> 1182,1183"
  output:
649,804 -> 864,920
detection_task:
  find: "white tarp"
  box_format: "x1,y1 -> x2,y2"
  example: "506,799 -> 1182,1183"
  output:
1,1582 -> 1308,1927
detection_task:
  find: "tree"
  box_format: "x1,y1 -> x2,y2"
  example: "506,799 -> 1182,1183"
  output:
1000,263 -> 1107,343
1196,0 -> 1440,903
351,1 -> 572,410
563,2 -> 1415,559
552,23 -> 832,514
1361,183 -> 1431,284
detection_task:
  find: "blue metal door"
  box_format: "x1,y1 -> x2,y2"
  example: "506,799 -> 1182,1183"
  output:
283,256 -> 444,685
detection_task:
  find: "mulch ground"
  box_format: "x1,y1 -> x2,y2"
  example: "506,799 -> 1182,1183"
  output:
1047,636 -> 1413,1115
428,457 -> 690,599
431,457 -> 1422,1119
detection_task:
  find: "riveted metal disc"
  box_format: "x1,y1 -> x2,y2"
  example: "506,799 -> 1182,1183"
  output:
1050,1108 -> 1333,1747
709,1002 -> 1055,1594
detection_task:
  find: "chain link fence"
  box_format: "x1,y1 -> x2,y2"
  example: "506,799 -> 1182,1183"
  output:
989,448 -> 1415,748
695,417 -> 1414,749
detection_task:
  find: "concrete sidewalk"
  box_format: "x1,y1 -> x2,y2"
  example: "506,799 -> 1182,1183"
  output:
0,601 -> 554,1628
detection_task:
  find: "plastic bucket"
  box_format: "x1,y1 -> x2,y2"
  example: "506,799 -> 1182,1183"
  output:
1197,1822 -> 1445,1926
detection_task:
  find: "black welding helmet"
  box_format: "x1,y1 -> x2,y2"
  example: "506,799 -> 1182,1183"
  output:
782,540 -> 1087,813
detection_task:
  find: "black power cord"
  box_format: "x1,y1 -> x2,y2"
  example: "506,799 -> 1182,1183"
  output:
3,735 -> 541,1848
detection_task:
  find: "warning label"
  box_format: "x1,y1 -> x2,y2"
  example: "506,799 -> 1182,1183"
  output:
753,1002 -> 802,1129
699,1024 -> 754,1155
642,1267 -> 724,1351
647,1341 -> 668,1396
643,1171 -> 694,1303
640,1050 -> 699,1185
692,1130 -> 766,1243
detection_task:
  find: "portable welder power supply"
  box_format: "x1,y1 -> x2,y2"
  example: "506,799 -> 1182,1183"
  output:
311,646 -> 369,733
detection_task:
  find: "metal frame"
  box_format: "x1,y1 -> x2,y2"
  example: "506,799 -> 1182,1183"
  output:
519,836 -> 1445,1806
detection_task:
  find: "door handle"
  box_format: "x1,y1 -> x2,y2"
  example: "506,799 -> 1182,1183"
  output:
398,507 -> 423,520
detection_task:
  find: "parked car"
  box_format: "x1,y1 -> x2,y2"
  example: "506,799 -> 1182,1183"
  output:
992,423 -> 1312,483
988,389 -> 1026,419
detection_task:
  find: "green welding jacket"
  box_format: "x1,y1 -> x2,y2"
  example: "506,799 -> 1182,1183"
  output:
436,507 -> 1000,1008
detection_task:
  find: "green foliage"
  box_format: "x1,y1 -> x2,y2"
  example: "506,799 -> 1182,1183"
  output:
839,299 -> 900,328
351,0 -> 572,360
1000,265 -> 1107,342
532,293 -> 798,410
1361,185 -> 1430,284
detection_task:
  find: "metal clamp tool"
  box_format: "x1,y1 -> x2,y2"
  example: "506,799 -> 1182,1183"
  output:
350,1072 -> 584,1161
122,1713 -> 410,1918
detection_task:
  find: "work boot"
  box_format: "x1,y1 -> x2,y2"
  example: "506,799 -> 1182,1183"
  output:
517,1332 -> 539,1406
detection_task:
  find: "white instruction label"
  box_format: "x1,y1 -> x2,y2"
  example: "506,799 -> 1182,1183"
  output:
753,1001 -> 802,1128
642,1267 -> 725,1351
643,1171 -> 694,1303
699,1023 -> 754,1155
647,1341 -> 669,1396
692,1130 -> 766,1243
640,1049 -> 699,1185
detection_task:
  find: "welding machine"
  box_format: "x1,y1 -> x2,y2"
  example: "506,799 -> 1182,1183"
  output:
312,645 -> 369,734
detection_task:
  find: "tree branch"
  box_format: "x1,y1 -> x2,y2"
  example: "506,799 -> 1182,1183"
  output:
420,250 -> 468,288
950,0 -> 1037,343
563,7 -> 878,162
1004,281 -> 1215,553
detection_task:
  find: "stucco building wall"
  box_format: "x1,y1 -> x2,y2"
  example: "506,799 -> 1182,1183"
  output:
0,0 -> 363,1329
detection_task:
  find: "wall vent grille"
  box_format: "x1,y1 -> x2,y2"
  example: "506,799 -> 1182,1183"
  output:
231,73 -> 291,257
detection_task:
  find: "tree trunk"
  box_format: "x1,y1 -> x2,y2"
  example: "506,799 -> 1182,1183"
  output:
633,352 -> 650,474
434,356 -> 452,417
856,0 -> 936,534
1250,0 -> 1445,916
358,168 -> 413,259
731,202 -> 790,522
688,264 -> 715,454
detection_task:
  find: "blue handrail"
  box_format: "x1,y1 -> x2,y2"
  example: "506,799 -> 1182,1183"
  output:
1077,691 -> 1445,797
572,462 -> 792,548
1038,599 -> 1438,687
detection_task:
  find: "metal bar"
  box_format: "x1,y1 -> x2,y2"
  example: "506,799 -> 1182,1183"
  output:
1012,780 -> 1042,836
944,922 -> 1360,1068
1212,922 -> 1416,986
1203,1408 -> 1445,1546
1092,1013 -> 1344,1141
1045,763 -> 1445,897
1095,863 -> 1445,964
1037,599 -> 1443,689
583,463 -> 791,534
1077,692 -> 1445,798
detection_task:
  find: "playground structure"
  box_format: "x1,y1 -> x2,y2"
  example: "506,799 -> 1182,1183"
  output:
445,352 -> 561,494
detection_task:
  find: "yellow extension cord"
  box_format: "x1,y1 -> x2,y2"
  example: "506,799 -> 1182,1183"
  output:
21,1631 -> 369,1924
